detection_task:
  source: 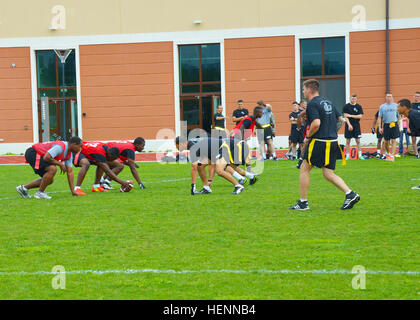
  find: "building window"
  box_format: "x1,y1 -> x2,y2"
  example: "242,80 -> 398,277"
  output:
300,37 -> 345,111
36,50 -> 78,141
179,44 -> 221,133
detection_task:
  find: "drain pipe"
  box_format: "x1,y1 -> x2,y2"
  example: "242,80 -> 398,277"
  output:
386,0 -> 390,93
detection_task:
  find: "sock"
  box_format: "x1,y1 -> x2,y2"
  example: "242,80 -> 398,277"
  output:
244,171 -> 255,179
104,178 -> 111,184
93,184 -> 100,189
359,151 -> 363,157
22,186 -> 28,192
235,184 -> 242,188
346,190 -> 352,195
346,153 -> 350,157
232,172 -> 243,180
100,177 -> 104,183
74,186 -> 81,190
300,199 -> 307,202
377,149 -> 380,154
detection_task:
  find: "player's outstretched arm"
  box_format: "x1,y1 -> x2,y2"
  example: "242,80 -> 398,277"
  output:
66,166 -> 78,196
127,159 -> 145,188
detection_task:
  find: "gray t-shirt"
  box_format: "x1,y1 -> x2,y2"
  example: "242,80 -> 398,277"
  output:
378,103 -> 399,124
47,142 -> 73,167
257,106 -> 272,126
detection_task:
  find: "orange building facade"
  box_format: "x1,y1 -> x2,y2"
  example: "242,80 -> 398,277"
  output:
0,23 -> 419,153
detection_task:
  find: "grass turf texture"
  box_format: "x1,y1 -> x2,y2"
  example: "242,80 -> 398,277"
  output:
0,158 -> 419,299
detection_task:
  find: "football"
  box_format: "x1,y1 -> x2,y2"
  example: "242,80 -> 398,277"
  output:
120,180 -> 134,193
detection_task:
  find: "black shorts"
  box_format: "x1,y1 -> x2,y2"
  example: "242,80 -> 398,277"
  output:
345,123 -> 362,139
383,123 -> 400,141
257,126 -> 273,144
290,127 -> 304,143
25,147 -> 52,177
303,139 -> 340,170
376,128 -> 383,139
72,152 -> 92,167
409,122 -> 420,137
219,139 -> 250,166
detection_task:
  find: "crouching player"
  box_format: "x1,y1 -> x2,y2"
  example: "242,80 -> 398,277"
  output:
100,137 -> 146,190
176,136 -> 258,195
73,141 -> 132,195
16,137 -> 83,199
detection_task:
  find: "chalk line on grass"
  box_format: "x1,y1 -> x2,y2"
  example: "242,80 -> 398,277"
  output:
0,268 -> 419,276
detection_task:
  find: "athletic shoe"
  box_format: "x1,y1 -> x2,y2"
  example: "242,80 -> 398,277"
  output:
272,157 -> 278,161
380,154 -> 387,160
296,158 -> 303,169
395,154 -> 401,158
232,185 -> 244,195
345,154 -> 350,160
74,188 -> 86,196
34,191 -> 52,199
376,153 -> 382,158
91,186 -> 109,193
416,155 -> 420,159
340,191 -> 360,210
411,185 -> 420,190
249,175 -> 259,185
197,188 -> 212,194
289,200 -> 309,211
101,182 -> 114,190
16,185 -> 31,199
238,177 -> 248,185
359,155 -> 365,160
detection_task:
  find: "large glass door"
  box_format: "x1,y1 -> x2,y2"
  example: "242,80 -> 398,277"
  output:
179,44 -> 221,134
36,50 -> 78,141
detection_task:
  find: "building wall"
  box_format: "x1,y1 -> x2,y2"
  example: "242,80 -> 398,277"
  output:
224,36 -> 295,135
0,47 -> 33,144
349,27 -> 420,132
79,41 -> 175,141
1,0 -> 419,39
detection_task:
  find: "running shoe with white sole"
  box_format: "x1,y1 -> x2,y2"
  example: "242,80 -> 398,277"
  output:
249,176 -> 259,185
16,185 -> 31,199
289,200 -> 309,211
340,191 -> 360,210
34,191 -> 52,199
411,185 -> 420,190
232,185 -> 244,195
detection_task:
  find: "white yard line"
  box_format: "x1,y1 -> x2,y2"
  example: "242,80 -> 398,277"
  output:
0,268 -> 419,276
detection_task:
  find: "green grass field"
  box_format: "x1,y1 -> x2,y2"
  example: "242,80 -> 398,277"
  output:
0,158 -> 419,300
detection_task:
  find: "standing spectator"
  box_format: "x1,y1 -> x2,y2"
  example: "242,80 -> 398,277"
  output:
256,100 -> 276,161
232,100 -> 249,125
343,94 -> 364,160
412,91 -> 420,111
378,93 -> 400,162
372,111 -> 385,158
397,99 -> 420,159
212,105 -> 227,139
397,115 -> 410,157
289,102 -> 304,160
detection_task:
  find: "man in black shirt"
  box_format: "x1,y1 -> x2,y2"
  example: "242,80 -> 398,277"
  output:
343,94 -> 364,160
289,79 -> 360,211
289,102 -> 304,160
412,91 -> 420,111
397,99 -> 420,159
232,100 -> 249,125
212,105 -> 227,139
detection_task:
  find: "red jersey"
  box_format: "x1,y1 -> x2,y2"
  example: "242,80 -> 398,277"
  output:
81,141 -> 107,162
32,141 -> 71,161
230,116 -> 256,140
107,141 -> 135,162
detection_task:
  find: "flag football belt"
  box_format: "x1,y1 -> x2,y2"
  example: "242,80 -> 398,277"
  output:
307,138 -> 346,167
220,141 -> 250,164
73,151 -> 81,166
388,122 -> 396,128
34,153 -> 41,170
213,126 -> 225,131
261,124 -> 271,129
